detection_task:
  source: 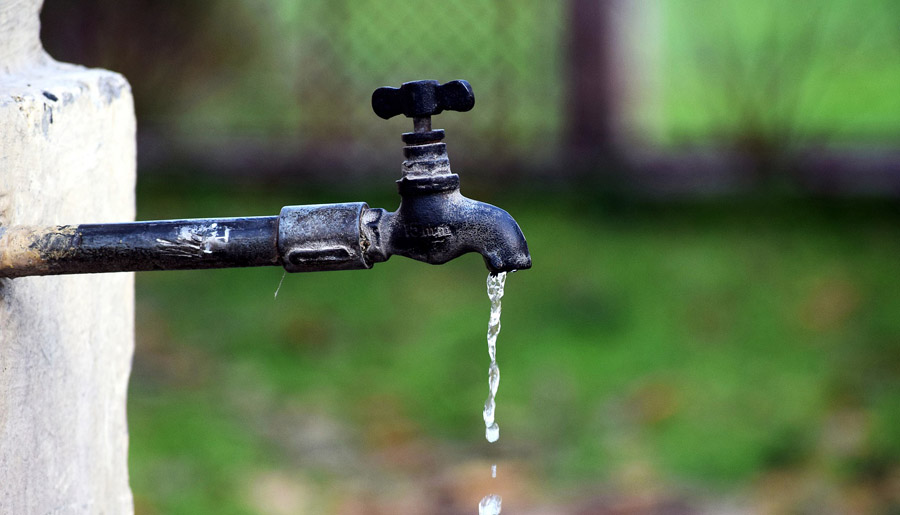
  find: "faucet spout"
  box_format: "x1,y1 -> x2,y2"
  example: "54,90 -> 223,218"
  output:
451,195 -> 532,273
365,187 -> 530,274
472,200 -> 532,273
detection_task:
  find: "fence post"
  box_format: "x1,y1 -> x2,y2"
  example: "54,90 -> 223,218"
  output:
566,0 -> 617,167
0,1 -> 136,513
565,0 -> 663,174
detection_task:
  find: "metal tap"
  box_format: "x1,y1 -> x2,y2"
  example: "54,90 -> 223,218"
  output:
0,80 -> 531,278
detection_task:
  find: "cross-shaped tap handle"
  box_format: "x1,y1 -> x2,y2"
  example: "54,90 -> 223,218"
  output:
372,80 -> 475,121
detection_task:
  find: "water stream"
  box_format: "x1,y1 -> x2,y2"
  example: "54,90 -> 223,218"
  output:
483,271 -> 505,442
479,271 -> 506,514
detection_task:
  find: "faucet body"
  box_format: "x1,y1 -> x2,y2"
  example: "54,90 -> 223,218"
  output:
366,140 -> 530,273
0,80 -> 531,279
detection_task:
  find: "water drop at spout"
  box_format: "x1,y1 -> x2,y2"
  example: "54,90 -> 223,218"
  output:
487,272 -> 506,301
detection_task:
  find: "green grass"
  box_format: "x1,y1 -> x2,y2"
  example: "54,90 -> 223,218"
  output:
660,0 -> 900,143
129,179 -> 900,512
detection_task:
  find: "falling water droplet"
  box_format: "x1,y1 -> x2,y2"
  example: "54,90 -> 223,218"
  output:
486,422 -> 500,443
479,494 -> 502,515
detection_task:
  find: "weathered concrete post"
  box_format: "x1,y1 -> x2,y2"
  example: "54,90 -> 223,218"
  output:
0,1 -> 136,513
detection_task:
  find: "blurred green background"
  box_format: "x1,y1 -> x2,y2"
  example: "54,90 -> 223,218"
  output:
42,0 -> 900,513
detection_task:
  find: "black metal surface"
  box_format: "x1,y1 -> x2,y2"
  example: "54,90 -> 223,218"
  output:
0,79 -> 531,278
278,203 -> 371,272
366,79 -> 532,274
366,190 -> 532,274
401,129 -> 444,145
0,217 -> 280,278
371,80 -> 474,120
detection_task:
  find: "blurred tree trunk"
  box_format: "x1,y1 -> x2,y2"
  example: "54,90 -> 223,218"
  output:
566,0 -> 618,172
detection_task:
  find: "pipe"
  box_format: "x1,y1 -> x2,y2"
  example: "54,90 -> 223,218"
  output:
0,202 -> 379,278
0,217 -> 280,277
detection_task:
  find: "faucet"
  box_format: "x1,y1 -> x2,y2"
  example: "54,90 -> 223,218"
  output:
0,80 -> 531,279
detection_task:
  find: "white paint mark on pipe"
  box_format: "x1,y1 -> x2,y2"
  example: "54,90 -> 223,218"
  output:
156,223 -> 232,258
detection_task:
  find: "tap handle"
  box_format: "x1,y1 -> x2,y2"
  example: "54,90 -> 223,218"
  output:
372,80 -> 474,120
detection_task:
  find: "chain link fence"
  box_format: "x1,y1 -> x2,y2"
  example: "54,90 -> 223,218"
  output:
41,0 -> 900,190
42,0 -> 568,182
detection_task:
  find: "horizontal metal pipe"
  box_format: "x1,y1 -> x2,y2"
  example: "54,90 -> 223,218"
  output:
0,217 -> 280,278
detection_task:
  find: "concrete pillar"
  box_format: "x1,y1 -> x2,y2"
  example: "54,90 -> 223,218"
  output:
0,1 -> 136,513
